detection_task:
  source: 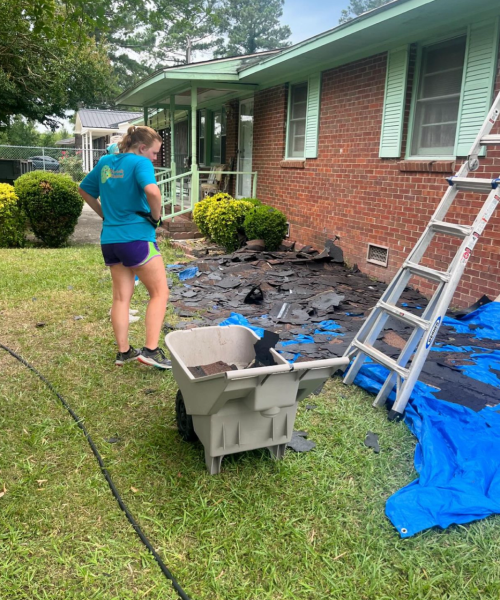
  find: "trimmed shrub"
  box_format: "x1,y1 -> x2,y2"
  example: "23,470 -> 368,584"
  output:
0,183 -> 26,248
243,205 -> 288,251
192,192 -> 233,237
238,197 -> 262,207
15,171 -> 83,247
206,199 -> 254,252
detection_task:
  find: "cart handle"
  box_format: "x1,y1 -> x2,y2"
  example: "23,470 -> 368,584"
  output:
224,357 -> 350,380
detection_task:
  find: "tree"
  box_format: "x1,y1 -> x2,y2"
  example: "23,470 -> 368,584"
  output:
0,0 -> 115,128
151,0 -> 221,65
339,0 -> 390,24
213,0 -> 291,57
0,117 -> 40,146
88,0 -> 157,93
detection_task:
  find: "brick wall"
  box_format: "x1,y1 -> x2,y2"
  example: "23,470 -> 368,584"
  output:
252,49 -> 500,307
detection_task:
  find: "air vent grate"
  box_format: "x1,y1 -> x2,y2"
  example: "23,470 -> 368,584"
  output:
367,244 -> 389,267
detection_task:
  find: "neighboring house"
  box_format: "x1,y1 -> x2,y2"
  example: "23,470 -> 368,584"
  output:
74,109 -> 142,171
116,0 -> 500,306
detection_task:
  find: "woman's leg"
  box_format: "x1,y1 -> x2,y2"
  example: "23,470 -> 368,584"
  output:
109,263 -> 135,352
133,255 -> 169,350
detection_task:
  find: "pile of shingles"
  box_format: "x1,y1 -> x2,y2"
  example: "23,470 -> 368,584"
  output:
166,240 -> 426,361
167,241 -> 500,410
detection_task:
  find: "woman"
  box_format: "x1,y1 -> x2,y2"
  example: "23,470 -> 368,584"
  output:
78,125 -> 171,369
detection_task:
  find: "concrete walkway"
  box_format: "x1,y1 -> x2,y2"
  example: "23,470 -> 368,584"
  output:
70,203 -> 102,244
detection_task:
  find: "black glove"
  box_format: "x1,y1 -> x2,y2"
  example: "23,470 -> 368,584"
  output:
136,211 -> 162,228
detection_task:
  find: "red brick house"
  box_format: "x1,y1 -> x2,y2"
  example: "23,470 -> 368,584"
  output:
117,0 -> 500,306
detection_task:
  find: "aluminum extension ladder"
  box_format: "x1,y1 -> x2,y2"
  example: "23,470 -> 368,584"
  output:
343,91 -> 500,420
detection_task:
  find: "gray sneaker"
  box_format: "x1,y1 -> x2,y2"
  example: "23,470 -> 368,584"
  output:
138,347 -> 172,369
115,346 -> 141,366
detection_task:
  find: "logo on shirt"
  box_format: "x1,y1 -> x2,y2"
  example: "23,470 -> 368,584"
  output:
101,165 -> 124,183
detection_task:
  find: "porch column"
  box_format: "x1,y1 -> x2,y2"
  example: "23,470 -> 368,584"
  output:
82,131 -> 88,172
143,107 -> 148,126
170,95 -> 176,207
89,131 -> 93,169
190,85 -> 199,205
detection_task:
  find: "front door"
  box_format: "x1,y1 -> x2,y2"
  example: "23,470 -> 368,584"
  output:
236,98 -> 254,198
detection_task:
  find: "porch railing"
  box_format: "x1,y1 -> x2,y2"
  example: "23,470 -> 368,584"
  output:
158,170 -> 258,220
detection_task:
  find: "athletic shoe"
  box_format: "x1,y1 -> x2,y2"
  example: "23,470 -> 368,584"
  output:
138,347 -> 172,369
115,346 -> 141,366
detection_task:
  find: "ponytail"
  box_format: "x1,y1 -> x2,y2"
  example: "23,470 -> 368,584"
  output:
118,125 -> 162,153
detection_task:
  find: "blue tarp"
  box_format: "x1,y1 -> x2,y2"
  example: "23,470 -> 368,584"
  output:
443,301 -> 500,340
178,266 -> 199,281
219,313 -> 265,338
219,308 -> 500,537
354,302 -> 500,537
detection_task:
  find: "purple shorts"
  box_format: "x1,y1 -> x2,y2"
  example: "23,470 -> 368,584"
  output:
101,241 -> 161,268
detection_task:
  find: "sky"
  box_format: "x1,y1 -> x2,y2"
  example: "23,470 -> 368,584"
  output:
37,0 -> 353,135
282,0 -> 352,44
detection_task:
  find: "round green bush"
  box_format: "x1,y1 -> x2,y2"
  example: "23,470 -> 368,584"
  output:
206,199 -> 254,252
238,197 -> 262,207
15,171 -> 83,247
243,205 -> 288,251
193,192 -> 233,237
0,183 -> 26,248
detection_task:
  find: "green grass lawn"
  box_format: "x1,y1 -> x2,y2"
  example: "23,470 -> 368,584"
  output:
0,242 -> 499,600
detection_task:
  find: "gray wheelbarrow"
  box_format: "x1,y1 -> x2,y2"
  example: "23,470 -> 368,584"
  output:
165,325 -> 349,474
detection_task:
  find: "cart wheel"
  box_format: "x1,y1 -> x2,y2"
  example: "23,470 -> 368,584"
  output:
175,390 -> 198,442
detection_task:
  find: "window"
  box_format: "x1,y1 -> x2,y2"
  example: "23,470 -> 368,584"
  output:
287,83 -> 308,158
212,108 -> 226,164
410,36 -> 467,157
198,110 -> 206,164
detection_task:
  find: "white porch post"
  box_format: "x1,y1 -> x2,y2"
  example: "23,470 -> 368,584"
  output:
170,95 -> 176,208
191,85 -> 199,206
89,131 -> 93,170
82,131 -> 88,172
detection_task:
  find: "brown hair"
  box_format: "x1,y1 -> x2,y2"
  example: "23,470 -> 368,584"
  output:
118,125 -> 162,153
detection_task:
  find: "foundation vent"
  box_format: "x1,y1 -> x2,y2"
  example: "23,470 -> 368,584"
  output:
367,244 -> 388,267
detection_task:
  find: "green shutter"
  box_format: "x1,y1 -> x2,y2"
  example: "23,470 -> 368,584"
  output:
455,19 -> 500,156
379,47 -> 409,158
305,73 -> 321,159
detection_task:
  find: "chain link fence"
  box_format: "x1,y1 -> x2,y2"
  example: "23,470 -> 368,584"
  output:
0,145 -> 106,183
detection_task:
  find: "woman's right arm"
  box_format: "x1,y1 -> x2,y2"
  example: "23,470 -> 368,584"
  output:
78,188 -> 104,219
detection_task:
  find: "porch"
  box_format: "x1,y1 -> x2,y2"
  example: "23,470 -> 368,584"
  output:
115,55 -> 271,219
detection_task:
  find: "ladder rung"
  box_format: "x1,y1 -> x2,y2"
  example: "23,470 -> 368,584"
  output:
447,177 -> 500,192
404,262 -> 451,283
377,300 -> 430,330
352,340 -> 410,379
480,134 -> 500,145
430,220 -> 473,238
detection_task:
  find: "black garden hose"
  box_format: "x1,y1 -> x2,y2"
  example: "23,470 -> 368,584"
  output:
0,342 -> 192,600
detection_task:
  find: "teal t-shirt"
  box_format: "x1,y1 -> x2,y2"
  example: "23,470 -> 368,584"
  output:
80,153 -> 158,244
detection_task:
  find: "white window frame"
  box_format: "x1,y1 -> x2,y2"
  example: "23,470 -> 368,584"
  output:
406,33 -> 467,160
285,82 -> 308,159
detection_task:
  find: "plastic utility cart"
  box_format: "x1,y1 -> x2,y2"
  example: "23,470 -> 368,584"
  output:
165,325 -> 350,474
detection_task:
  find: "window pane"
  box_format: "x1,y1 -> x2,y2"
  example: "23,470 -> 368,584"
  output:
292,84 -> 308,104
294,120 -> 306,137
293,135 -> 305,154
411,36 -> 466,156
221,107 -> 227,135
213,111 -> 222,163
199,111 -> 205,138
288,83 -> 308,158
292,101 -> 307,120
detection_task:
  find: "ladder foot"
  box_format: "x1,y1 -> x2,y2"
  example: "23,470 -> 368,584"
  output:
388,409 -> 404,422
